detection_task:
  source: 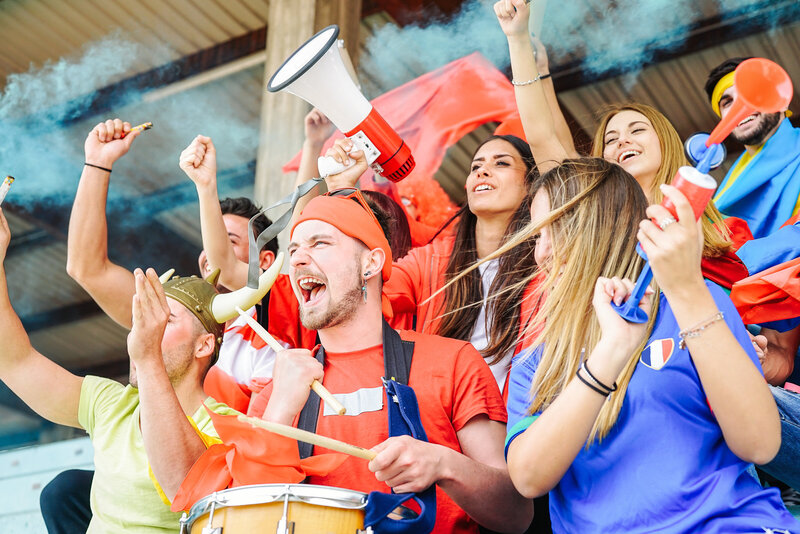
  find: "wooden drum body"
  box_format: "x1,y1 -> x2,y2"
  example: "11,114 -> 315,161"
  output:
180,484 -> 413,534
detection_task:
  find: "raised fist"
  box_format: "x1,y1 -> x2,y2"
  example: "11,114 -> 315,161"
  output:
179,135 -> 217,189
84,118 -> 140,169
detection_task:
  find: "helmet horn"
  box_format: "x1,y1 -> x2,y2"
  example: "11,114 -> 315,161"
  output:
210,252 -> 284,322
158,268 -> 176,284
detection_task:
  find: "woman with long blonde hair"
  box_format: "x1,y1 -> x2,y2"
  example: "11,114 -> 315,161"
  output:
494,157 -> 793,532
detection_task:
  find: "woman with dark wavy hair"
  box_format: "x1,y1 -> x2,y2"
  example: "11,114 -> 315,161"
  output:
318,133 -> 537,392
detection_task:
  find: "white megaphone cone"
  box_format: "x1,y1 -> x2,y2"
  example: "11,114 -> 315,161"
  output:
267,25 -> 414,182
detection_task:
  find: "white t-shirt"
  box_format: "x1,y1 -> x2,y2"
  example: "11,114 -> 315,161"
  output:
214,305 -> 288,385
469,259 -> 514,391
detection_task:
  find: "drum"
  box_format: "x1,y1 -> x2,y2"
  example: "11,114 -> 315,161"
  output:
180,483 -> 417,534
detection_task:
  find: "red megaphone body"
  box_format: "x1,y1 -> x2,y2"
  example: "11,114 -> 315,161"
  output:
706,58 -> 793,146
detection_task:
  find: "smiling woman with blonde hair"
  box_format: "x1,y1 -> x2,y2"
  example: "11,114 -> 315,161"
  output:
458,155 -> 794,532
593,102 -> 734,258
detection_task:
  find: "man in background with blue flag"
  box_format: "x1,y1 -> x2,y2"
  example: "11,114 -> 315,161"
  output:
704,57 -> 800,239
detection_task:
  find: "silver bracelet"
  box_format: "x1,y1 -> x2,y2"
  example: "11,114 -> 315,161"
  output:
678,311 -> 724,349
511,72 -> 551,86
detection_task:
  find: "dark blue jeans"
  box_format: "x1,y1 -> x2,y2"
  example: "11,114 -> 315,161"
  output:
40,469 -> 93,534
761,386 -> 800,490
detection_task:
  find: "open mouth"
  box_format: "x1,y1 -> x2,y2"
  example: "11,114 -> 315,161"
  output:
298,275 -> 327,306
737,114 -> 758,127
617,150 -> 640,163
473,183 -> 495,193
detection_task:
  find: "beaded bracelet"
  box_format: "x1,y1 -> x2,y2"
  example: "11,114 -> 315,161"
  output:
678,311 -> 724,349
511,72 -> 551,86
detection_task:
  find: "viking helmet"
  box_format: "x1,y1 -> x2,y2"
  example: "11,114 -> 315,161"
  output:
160,252 -> 284,363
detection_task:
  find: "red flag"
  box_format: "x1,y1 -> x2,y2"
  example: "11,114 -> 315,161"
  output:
721,216 -> 754,253
782,213 -> 800,228
730,257 -> 800,324
171,409 -> 347,512
283,52 -> 524,232
701,251 -> 749,290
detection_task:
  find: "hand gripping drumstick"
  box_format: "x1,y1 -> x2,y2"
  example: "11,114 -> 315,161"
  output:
235,306 -> 347,415
238,414 -> 376,460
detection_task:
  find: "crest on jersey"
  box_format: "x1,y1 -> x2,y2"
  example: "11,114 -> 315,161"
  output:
640,339 -> 675,371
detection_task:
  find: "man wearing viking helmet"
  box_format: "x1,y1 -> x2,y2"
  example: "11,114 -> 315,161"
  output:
0,203 -> 281,532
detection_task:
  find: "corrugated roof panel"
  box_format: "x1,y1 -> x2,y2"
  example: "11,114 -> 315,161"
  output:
558,19 -> 800,152
29,315 -> 129,369
0,0 -> 270,88
4,243 -> 87,317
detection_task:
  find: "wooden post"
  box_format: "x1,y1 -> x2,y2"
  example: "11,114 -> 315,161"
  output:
253,0 -> 362,254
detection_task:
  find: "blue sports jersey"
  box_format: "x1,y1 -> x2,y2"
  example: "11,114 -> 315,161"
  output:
505,282 -> 799,533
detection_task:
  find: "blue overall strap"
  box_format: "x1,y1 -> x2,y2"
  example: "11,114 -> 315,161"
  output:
364,324 -> 436,533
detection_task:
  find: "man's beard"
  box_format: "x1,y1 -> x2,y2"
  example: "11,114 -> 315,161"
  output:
128,340 -> 195,388
732,112 -> 782,146
299,271 -> 362,331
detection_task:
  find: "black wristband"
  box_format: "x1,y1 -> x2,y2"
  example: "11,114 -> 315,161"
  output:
540,72 -> 551,80
575,368 -> 609,397
84,162 -> 112,173
583,361 -> 617,392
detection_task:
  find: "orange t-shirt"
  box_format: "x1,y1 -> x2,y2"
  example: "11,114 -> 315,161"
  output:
385,236 -> 454,334
255,329 -> 507,534
267,274 -> 317,350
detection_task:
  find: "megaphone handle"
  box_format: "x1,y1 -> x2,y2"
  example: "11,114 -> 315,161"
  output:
317,133 -> 379,178
318,154 -> 356,178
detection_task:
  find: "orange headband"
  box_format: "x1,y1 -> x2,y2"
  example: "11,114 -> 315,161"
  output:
292,195 -> 393,282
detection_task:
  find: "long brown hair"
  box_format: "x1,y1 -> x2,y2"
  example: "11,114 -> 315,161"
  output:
441,158 -> 659,440
592,102 -> 732,257
437,135 -> 537,364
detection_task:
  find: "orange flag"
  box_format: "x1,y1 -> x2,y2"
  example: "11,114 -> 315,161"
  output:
172,408 -> 348,512
730,257 -> 800,324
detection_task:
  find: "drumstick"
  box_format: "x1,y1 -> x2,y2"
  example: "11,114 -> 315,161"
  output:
238,414 -> 377,461
235,306 -> 346,415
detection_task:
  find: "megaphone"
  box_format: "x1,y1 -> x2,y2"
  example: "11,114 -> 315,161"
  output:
267,25 -> 415,182
686,58 -> 793,166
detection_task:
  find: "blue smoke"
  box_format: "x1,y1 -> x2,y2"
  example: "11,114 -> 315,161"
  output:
360,0 -> 740,95
0,33 -> 262,216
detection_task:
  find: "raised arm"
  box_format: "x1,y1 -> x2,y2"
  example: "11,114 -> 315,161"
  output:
532,37 -> 576,155
495,0 -> 577,174
0,208 -> 83,428
291,109 -> 336,225
640,186 -> 781,464
179,135 -> 248,290
131,268 -> 208,501
67,119 -> 141,328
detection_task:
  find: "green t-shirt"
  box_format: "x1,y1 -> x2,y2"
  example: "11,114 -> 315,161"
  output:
78,375 -> 238,533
